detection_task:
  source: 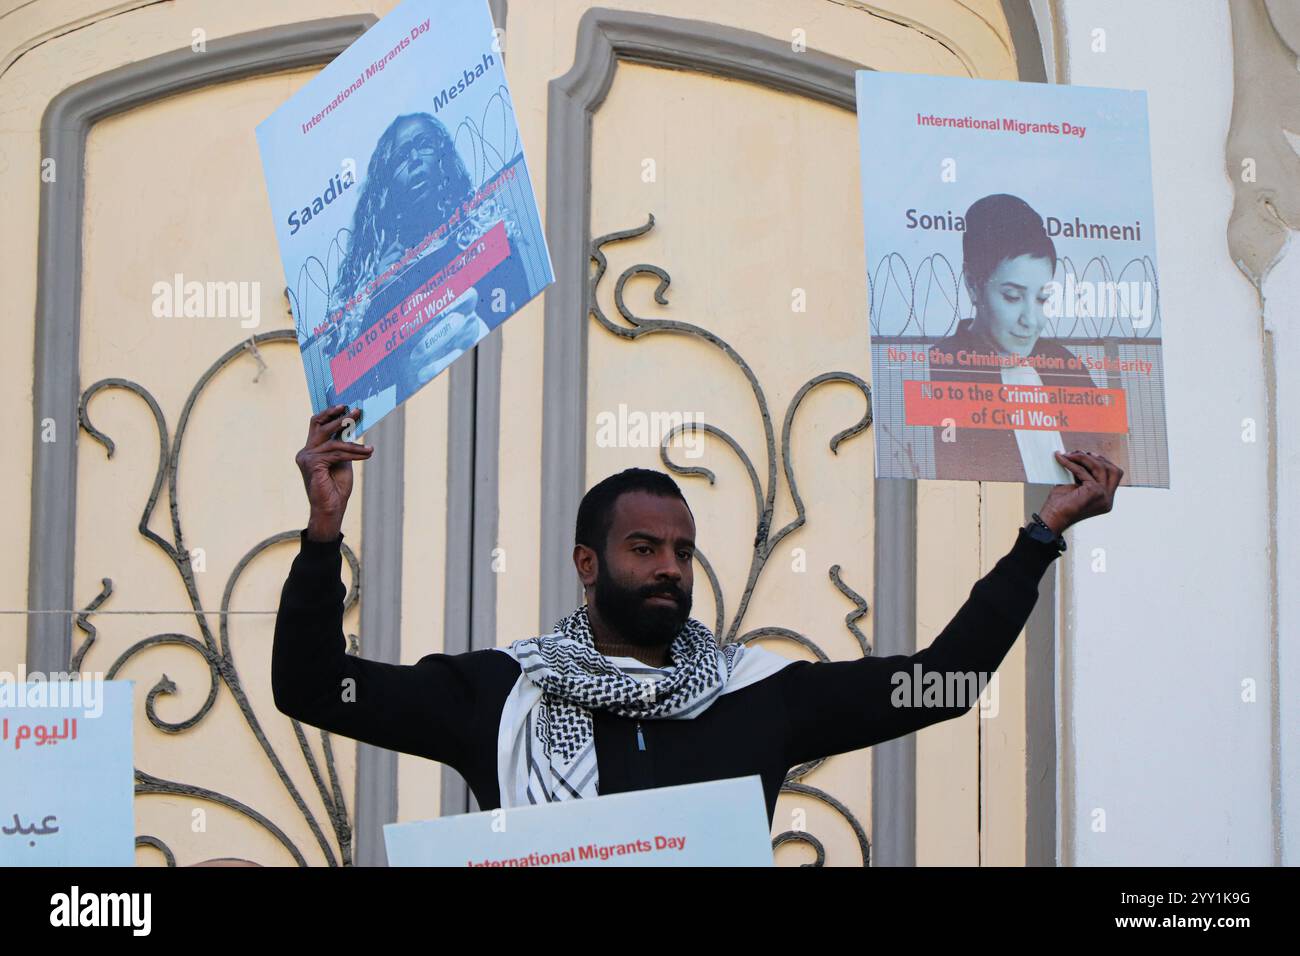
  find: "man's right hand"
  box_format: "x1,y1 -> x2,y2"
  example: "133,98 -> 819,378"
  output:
295,405 -> 374,542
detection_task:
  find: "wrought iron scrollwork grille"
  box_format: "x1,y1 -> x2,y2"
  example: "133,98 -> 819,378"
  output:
77,329 -> 354,866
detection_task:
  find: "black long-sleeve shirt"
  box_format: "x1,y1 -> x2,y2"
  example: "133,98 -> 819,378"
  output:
272,527 -> 1061,825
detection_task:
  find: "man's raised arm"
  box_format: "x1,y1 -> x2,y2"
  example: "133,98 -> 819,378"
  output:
271,405 -> 479,768
780,449 -> 1123,767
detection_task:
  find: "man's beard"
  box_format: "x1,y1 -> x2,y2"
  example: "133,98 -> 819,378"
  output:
592,561 -> 692,648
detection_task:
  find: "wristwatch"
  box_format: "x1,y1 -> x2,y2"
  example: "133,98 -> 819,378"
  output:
1025,512 -> 1067,552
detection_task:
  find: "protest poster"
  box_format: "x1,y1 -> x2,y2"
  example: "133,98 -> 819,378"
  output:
855,71 -> 1169,486
0,678 -> 134,866
256,0 -> 553,438
384,776 -> 774,867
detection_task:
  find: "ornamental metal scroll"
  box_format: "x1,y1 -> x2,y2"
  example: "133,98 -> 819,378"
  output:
590,215 -> 873,866
75,327 -> 356,867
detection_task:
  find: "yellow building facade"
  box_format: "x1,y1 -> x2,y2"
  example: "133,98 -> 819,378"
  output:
2,0 -> 1058,866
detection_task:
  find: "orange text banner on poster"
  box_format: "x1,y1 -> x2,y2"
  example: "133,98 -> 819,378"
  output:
328,221 -> 510,392
903,380 -> 1128,432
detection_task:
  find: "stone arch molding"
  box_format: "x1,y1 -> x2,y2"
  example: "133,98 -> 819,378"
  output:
27,13 -> 425,868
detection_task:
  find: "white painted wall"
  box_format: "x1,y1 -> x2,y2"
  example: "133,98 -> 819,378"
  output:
1053,0 -> 1282,864
1262,238 -> 1296,867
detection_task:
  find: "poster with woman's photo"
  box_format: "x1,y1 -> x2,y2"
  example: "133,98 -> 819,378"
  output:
855,71 -> 1169,487
256,0 -> 552,438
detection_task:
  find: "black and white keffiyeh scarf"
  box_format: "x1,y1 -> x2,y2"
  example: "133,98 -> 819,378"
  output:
494,603 -> 792,807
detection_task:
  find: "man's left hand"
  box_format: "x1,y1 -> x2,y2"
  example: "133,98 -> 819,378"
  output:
1038,450 -> 1123,533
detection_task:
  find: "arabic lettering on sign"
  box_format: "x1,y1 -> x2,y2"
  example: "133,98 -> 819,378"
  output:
0,717 -> 77,749
0,680 -> 134,866
1,813 -> 60,848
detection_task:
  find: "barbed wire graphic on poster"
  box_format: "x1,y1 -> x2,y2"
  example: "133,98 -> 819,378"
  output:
855,73 -> 1170,487
869,251 -> 1162,340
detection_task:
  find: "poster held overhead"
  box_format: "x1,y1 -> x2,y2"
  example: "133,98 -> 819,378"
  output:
256,0 -> 553,438
855,71 -> 1169,487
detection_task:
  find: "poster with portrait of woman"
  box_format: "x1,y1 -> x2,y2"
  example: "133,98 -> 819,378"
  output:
256,0 -> 552,438
855,71 -> 1169,487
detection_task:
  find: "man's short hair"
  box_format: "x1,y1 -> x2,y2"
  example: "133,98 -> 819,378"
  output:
575,468 -> 692,559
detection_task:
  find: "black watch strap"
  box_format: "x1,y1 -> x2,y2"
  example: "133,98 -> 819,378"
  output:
1026,513 -> 1067,552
